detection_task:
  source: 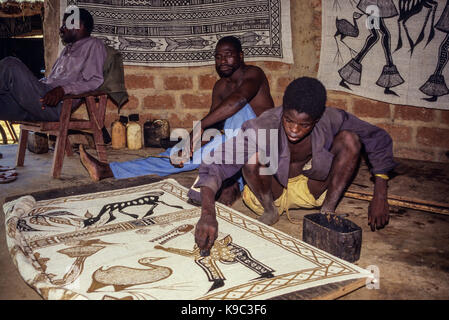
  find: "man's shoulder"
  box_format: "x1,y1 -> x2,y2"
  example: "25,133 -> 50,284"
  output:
242,106 -> 282,130
243,64 -> 266,77
79,36 -> 106,49
321,106 -> 347,121
89,36 -> 106,46
314,106 -> 346,128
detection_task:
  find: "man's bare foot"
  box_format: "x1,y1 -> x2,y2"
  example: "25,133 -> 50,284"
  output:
79,145 -> 113,181
217,181 -> 241,206
258,208 -> 279,226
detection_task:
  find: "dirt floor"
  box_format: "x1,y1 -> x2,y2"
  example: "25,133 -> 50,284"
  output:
1,142 -> 449,300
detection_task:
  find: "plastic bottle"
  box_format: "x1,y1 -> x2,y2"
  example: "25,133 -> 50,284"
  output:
111,116 -> 127,150
127,114 -> 142,150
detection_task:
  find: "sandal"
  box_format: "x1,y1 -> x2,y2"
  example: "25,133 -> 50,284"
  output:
0,170 -> 18,183
0,165 -> 15,172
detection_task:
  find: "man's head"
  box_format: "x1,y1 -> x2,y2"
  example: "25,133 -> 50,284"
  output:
281,77 -> 327,143
215,36 -> 244,78
60,7 -> 94,44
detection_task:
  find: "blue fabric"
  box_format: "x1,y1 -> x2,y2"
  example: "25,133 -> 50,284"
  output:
109,104 -> 256,181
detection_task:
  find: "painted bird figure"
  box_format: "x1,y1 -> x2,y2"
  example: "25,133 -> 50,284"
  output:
334,12 -> 363,63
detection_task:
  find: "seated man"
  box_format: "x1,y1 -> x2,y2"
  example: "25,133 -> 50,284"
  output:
79,36 -> 275,191
194,77 -> 398,252
0,7 -> 106,121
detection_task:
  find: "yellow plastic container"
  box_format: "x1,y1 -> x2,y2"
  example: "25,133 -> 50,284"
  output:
127,114 -> 142,150
111,116 -> 127,150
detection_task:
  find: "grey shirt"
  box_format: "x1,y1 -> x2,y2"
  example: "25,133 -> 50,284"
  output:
195,106 -> 397,195
41,37 -> 107,95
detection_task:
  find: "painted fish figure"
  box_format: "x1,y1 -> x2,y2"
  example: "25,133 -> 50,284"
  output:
165,36 -> 213,51
119,37 -> 160,50
237,32 -> 265,46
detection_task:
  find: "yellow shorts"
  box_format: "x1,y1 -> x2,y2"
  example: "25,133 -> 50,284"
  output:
242,175 -> 327,216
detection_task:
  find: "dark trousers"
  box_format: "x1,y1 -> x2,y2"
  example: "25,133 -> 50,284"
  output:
0,57 -> 62,121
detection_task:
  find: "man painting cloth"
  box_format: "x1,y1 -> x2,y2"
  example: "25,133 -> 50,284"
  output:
0,8 -> 106,121
194,77 -> 397,253
79,36 -> 274,204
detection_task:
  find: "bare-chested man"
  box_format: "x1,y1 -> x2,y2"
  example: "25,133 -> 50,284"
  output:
194,77 -> 397,253
79,36 -> 274,190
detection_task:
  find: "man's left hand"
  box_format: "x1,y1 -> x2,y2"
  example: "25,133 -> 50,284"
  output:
368,192 -> 389,231
41,86 -> 65,107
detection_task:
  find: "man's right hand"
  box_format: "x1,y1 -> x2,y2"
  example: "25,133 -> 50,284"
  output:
195,213 -> 218,252
40,86 -> 65,107
169,149 -> 185,168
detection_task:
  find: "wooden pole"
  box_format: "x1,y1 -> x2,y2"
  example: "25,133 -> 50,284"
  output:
43,0 -> 60,76
345,189 -> 449,216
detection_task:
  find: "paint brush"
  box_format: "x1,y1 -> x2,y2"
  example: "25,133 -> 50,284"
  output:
145,154 -> 185,168
145,154 -> 171,159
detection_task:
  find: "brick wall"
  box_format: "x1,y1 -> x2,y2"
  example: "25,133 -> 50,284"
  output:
46,0 -> 449,163
108,62 -> 296,131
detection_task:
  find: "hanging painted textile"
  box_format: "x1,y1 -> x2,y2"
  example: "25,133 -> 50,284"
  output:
61,0 -> 293,67
318,0 -> 449,110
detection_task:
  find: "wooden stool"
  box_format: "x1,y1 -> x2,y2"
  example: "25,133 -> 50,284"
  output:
15,91 -> 108,178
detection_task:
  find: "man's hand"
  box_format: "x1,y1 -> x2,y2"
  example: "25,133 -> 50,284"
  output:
169,149 -> 185,168
195,213 -> 218,253
41,86 -> 65,107
368,177 -> 389,231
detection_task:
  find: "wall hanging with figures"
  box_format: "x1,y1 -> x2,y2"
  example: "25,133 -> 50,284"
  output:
319,0 -> 449,110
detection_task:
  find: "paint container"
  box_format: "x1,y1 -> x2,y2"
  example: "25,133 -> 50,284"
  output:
127,114 -> 142,150
111,116 -> 128,150
27,132 -> 48,154
144,119 -> 170,148
303,213 -> 362,262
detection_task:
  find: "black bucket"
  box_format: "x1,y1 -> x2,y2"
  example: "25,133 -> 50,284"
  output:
303,213 -> 362,262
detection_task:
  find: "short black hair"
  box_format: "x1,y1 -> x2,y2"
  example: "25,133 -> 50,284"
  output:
282,77 -> 327,120
63,7 -> 94,35
217,36 -> 242,53
79,8 -> 94,35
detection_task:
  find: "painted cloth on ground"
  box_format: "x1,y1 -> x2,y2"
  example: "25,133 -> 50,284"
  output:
3,178 -> 372,300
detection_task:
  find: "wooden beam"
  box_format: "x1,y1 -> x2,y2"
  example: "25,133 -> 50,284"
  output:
345,189 -> 449,216
0,1 -> 43,18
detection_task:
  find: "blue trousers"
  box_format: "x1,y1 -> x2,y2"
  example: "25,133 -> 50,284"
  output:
0,57 -> 61,121
109,104 -> 257,180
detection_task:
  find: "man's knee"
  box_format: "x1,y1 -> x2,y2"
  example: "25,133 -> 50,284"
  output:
334,130 -> 361,156
0,57 -> 25,79
242,162 -> 260,180
0,57 -> 22,68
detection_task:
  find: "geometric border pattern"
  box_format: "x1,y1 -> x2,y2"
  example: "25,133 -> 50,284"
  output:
63,0 -> 293,66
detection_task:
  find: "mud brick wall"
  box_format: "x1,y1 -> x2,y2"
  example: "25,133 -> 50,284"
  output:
45,0 -> 449,163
